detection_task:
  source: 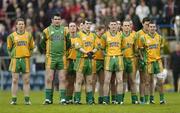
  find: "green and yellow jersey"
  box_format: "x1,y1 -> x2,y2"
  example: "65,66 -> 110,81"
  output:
93,34 -> 104,60
7,31 -> 34,58
121,31 -> 138,58
39,25 -> 68,57
76,31 -> 96,58
67,33 -> 81,60
102,31 -> 122,56
139,32 -> 164,63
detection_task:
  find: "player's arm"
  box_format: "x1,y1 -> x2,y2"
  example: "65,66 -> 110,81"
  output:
120,34 -> 126,53
75,37 -> 87,54
101,33 -> 107,55
38,31 -> 47,54
7,34 -> 13,56
29,34 -> 35,55
91,33 -> 98,53
134,33 -> 139,56
66,33 -> 71,50
138,36 -> 145,60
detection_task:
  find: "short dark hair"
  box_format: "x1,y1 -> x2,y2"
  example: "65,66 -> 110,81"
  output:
96,25 -> 105,31
109,17 -> 117,23
15,18 -> 25,24
51,12 -> 61,19
149,20 -> 155,25
142,17 -> 150,24
122,19 -> 131,25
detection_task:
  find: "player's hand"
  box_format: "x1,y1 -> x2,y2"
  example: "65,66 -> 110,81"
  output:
87,51 -> 94,59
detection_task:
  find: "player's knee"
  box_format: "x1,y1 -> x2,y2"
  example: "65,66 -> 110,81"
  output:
104,79 -> 110,85
87,79 -> 93,85
24,78 -> 30,85
12,78 -> 18,84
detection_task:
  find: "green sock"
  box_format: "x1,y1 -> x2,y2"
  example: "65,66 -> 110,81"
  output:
59,89 -> 66,100
12,97 -> 17,102
24,96 -> 30,102
122,93 -> 125,102
150,95 -> 154,102
111,95 -> 116,101
135,95 -> 138,101
131,95 -> 136,103
160,93 -> 164,101
86,91 -> 94,103
103,96 -> 110,104
45,89 -> 52,101
66,96 -> 73,101
145,95 -> 149,103
74,92 -> 81,102
140,96 -> 145,103
98,96 -> 103,104
116,94 -> 123,103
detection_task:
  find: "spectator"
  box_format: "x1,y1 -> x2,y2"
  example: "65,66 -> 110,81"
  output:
170,43 -> 180,92
135,0 -> 150,21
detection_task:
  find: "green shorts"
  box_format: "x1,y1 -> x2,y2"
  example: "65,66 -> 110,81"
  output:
147,60 -> 163,74
104,56 -> 124,72
46,55 -> 67,70
124,57 -> 137,74
74,58 -> 93,75
67,59 -> 76,75
9,57 -> 30,73
92,60 -> 104,74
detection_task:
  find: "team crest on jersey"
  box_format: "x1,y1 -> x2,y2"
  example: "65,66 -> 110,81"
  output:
82,37 -> 86,40
51,31 -> 54,35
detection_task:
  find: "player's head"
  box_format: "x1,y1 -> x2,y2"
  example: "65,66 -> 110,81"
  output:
15,18 -> 25,32
148,21 -> 156,34
116,21 -> 121,31
122,19 -> 130,33
109,18 -> 117,32
69,22 -> 77,33
95,25 -> 105,37
77,18 -> 84,31
84,19 -> 92,32
129,20 -> 133,31
142,17 -> 150,31
51,13 -> 61,26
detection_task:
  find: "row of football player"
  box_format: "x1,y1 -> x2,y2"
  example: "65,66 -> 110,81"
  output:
7,13 -> 166,105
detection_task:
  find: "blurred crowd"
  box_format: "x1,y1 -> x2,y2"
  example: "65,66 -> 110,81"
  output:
0,0 -> 180,57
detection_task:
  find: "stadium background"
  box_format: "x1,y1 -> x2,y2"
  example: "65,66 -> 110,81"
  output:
0,0 -> 180,92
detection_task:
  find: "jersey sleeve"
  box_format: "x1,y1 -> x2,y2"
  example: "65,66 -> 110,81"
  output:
75,33 -> 82,49
7,34 -> 13,55
29,33 -> 35,55
66,33 -> 71,50
160,35 -> 164,48
39,29 -> 48,54
138,36 -> 145,49
101,33 -> 106,50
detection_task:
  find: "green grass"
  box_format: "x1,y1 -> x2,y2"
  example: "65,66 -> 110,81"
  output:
0,91 -> 180,113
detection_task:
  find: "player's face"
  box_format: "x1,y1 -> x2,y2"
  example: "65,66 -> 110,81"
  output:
143,21 -> 150,31
78,23 -> 84,31
69,23 -> 77,33
96,28 -> 105,37
122,21 -> 130,32
109,22 -> 117,31
52,16 -> 61,26
130,21 -> 133,31
84,21 -> 91,32
16,21 -> 25,32
149,24 -> 156,34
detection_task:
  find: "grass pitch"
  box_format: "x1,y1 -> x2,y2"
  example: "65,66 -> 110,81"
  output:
0,91 -> 180,113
